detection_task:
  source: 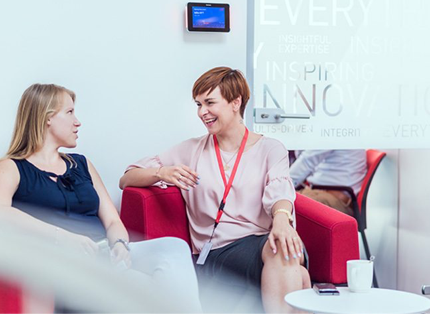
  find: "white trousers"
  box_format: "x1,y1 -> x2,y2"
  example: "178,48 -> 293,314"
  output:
124,237 -> 202,313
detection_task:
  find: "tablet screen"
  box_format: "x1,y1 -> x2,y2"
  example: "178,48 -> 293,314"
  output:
187,3 -> 230,32
192,6 -> 226,29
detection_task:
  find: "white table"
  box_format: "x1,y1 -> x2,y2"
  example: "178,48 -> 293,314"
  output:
285,287 -> 430,314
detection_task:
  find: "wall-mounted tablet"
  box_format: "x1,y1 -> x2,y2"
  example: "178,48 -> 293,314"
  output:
187,2 -> 230,32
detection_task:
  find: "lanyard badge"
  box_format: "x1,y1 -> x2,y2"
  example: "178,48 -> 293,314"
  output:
196,128 -> 249,265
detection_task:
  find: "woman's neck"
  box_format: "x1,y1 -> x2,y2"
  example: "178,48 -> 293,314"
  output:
28,144 -> 61,166
215,123 -> 247,152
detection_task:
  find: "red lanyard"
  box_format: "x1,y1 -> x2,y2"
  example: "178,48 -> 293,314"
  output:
212,128 -> 249,235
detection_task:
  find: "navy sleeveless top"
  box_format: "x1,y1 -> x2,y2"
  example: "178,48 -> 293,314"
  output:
12,154 -> 106,241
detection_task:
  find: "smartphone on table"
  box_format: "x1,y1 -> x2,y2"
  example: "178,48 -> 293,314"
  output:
313,283 -> 340,296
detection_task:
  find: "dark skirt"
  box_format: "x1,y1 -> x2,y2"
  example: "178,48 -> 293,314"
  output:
195,234 -> 269,288
193,234 -> 309,312
194,234 -> 268,288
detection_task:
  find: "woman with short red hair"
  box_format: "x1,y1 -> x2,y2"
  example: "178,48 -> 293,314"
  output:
121,66 -> 311,313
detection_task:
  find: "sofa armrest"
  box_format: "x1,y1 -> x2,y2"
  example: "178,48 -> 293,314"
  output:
295,193 -> 359,284
120,187 -> 191,245
0,278 -> 22,313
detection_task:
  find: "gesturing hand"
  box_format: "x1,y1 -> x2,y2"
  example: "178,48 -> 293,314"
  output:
268,214 -> 303,261
158,165 -> 199,191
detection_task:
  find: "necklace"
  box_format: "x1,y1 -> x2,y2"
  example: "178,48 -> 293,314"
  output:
217,129 -> 249,171
220,148 -> 240,171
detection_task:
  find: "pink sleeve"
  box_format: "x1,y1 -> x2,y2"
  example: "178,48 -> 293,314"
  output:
126,154 -> 172,189
126,155 -> 163,172
125,136 -> 205,188
262,143 -> 296,223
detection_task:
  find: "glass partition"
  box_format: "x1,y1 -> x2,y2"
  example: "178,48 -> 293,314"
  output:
252,0 -> 430,149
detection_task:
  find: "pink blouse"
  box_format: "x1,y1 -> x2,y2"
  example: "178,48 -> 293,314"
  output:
127,134 -> 296,254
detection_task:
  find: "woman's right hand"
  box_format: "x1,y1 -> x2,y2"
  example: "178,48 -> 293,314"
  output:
158,165 -> 199,191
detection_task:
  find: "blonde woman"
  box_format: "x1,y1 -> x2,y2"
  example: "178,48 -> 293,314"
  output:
0,84 -> 201,312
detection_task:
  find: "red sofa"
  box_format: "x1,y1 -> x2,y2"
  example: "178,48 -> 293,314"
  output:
0,279 -> 22,313
120,186 -> 359,284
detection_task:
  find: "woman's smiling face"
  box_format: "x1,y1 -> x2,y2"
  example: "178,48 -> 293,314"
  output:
195,86 -> 240,135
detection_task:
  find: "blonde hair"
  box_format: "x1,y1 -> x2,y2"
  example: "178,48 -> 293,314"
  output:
6,84 -> 76,163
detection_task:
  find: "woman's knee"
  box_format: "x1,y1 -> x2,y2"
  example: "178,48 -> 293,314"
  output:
130,237 -> 193,272
130,237 -> 191,260
261,240 -> 300,267
300,266 -> 311,287
145,237 -> 192,260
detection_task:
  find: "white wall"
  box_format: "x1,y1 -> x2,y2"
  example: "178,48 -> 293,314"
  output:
364,150 -> 399,289
365,149 -> 430,296
0,0 -> 248,207
398,149 -> 430,295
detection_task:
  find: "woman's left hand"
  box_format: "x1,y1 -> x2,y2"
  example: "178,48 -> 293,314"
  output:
268,213 -> 303,261
110,242 -> 132,268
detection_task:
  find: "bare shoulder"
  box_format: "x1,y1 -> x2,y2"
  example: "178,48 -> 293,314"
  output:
83,157 -> 99,176
0,159 -> 20,198
0,158 -> 19,176
84,157 -> 94,168
83,158 -> 104,186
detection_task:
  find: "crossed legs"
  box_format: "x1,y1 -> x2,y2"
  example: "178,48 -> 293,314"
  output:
261,240 -> 311,313
127,237 -> 202,312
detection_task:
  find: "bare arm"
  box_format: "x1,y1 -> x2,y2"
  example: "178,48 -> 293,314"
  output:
87,159 -> 131,266
119,167 -> 162,190
270,200 -> 293,216
0,159 -> 98,255
268,200 -> 303,262
120,165 -> 199,191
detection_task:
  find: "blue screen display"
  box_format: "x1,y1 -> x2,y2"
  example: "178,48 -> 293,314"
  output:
192,6 -> 225,29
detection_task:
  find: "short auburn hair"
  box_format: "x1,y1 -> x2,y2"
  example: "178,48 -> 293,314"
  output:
192,67 -> 250,118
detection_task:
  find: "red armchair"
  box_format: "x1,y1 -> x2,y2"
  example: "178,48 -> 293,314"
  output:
0,279 -> 22,313
120,186 -> 359,284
